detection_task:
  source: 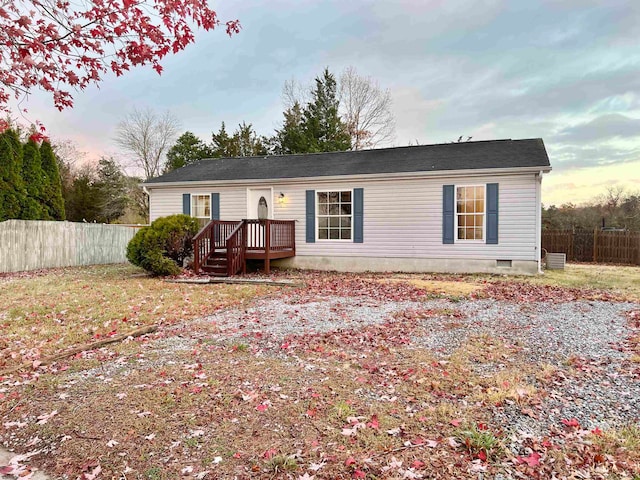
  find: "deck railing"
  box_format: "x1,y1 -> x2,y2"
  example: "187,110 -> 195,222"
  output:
193,219 -> 295,275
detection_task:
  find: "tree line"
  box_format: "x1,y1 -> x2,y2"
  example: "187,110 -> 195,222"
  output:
115,67 -> 396,178
543,186 -> 640,231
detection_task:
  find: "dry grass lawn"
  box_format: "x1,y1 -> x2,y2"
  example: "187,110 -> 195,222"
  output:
0,263 -> 639,479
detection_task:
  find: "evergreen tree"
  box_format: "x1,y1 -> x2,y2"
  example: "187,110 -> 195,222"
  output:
301,68 -> 351,153
21,138 -> 46,219
95,156 -> 128,223
211,122 -> 234,157
273,101 -> 306,154
40,140 -> 66,220
234,121 -> 268,157
64,166 -> 103,222
210,121 -> 267,157
0,128 -> 26,220
164,131 -> 212,173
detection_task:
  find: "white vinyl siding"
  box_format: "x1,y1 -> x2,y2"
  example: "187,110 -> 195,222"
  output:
147,171 -> 539,261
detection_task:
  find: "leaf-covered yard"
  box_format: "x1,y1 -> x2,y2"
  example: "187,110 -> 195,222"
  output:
1,264 -> 639,479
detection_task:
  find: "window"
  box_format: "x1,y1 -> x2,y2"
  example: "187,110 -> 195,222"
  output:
456,185 -> 485,241
192,194 -> 211,221
317,191 -> 352,240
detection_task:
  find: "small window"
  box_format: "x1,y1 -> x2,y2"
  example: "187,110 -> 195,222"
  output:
496,260 -> 512,268
317,190 -> 352,240
192,195 -> 211,225
456,186 -> 485,241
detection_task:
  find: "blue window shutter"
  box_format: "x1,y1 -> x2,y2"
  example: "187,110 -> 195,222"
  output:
353,188 -> 364,243
182,193 -> 191,215
305,190 -> 315,243
211,193 -> 220,220
442,185 -> 454,244
486,183 -> 499,244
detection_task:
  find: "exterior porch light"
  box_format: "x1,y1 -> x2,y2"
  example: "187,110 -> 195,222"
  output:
278,192 -> 285,204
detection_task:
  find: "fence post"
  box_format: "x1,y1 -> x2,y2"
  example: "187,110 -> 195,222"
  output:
593,227 -> 598,263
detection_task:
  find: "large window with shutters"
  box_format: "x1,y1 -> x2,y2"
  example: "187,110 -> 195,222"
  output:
317,191 -> 352,240
456,185 -> 485,241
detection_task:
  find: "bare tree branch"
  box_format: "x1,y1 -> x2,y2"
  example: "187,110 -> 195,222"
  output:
114,107 -> 180,180
338,66 -> 395,150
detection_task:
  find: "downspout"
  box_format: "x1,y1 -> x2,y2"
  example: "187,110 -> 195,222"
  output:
142,186 -> 150,223
536,171 -> 544,273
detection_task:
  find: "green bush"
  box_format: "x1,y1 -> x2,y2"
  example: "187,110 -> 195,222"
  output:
127,214 -> 201,276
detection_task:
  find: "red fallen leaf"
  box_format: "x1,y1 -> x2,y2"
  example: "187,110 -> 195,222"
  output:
233,452 -> 242,458
591,427 -> 603,436
477,423 -> 488,431
353,470 -> 366,479
516,452 -> 541,467
280,342 -> 290,349
306,408 -> 317,417
256,403 -> 268,412
262,449 -> 277,459
450,418 -> 462,427
477,450 -> 487,462
561,418 -> 580,428
345,456 -> 356,466
0,466 -> 14,475
411,460 -> 425,469
367,415 -> 379,430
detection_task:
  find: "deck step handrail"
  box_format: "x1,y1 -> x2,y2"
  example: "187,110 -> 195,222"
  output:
225,220 -> 247,276
193,220 -> 242,273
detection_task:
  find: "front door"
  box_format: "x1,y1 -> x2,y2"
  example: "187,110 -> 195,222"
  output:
247,188 -> 272,248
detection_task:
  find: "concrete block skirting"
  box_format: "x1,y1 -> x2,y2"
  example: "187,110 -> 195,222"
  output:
272,256 -> 539,275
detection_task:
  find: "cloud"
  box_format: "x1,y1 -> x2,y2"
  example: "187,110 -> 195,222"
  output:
555,114 -> 640,142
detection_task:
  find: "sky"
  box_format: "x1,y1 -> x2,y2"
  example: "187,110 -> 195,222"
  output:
15,0 -> 640,206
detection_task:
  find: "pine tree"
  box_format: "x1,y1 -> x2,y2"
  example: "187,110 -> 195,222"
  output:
164,131 -> 213,173
210,122 -> 267,157
211,122 -> 234,157
301,68 -> 351,153
273,102 -> 306,154
21,138 -> 45,219
234,122 -> 268,157
40,140 -> 66,220
0,128 -> 26,220
95,156 -> 127,223
64,167 -> 102,222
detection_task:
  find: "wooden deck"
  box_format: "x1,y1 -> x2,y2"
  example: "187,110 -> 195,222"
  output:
193,219 -> 295,276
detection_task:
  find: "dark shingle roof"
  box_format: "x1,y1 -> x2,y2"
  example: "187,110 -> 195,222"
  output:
145,138 -> 550,184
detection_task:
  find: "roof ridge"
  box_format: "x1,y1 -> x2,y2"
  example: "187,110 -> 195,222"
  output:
196,138 -> 538,163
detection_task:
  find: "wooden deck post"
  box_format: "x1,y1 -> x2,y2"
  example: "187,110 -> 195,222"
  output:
242,220 -> 247,275
264,220 -> 271,274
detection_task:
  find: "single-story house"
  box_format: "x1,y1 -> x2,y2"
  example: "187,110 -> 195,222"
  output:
143,138 -> 551,275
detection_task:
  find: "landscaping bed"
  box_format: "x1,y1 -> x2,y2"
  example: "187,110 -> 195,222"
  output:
1,265 -> 639,479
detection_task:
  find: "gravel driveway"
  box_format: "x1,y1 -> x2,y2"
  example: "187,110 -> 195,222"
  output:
155,292 -> 640,434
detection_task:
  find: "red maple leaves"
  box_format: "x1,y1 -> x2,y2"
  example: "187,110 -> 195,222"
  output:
0,0 -> 240,112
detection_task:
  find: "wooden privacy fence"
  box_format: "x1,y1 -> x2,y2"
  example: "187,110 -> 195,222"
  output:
542,229 -> 640,265
0,220 -> 143,273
